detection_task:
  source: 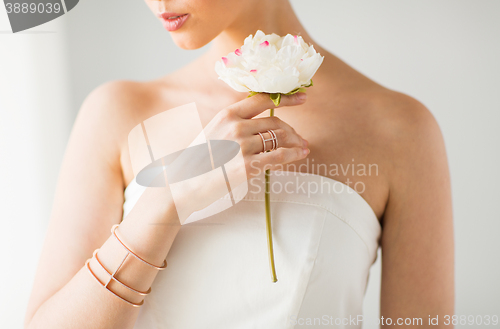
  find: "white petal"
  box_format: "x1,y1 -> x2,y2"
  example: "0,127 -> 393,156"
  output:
219,76 -> 249,92
258,67 -> 300,93
298,54 -> 324,84
279,34 -> 295,48
239,75 -> 262,92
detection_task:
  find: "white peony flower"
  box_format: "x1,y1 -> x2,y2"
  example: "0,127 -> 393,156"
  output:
214,31 -> 324,283
214,30 -> 324,96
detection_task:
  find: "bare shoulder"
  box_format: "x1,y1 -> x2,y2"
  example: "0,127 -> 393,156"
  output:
78,79 -> 174,180
353,86 -> 451,221
332,80 -> 449,218
320,52 -> 442,149
340,82 -> 446,168
370,89 -> 441,142
318,55 -> 444,159
351,88 -> 455,318
362,88 -> 447,173
79,79 -> 165,131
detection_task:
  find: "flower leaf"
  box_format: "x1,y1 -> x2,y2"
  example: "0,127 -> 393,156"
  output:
269,93 -> 281,107
284,87 -> 307,95
284,87 -> 300,95
283,79 -> 313,95
247,91 -> 260,98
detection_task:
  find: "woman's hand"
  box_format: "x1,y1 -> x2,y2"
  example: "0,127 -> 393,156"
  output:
203,91 -> 310,177
160,92 -> 310,221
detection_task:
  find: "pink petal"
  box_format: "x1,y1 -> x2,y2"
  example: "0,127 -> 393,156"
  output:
259,41 -> 269,48
294,35 -> 298,45
250,69 -> 257,73
234,48 -> 242,56
222,57 -> 229,65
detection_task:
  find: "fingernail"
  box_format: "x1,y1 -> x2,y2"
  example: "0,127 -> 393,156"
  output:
297,93 -> 307,101
303,148 -> 310,155
302,139 -> 308,147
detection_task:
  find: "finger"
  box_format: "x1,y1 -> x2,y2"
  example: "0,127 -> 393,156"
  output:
229,92 -> 307,119
255,146 -> 310,169
246,129 -> 306,154
242,116 -> 293,135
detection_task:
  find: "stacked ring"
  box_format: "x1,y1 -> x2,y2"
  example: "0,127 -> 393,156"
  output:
258,130 -> 279,153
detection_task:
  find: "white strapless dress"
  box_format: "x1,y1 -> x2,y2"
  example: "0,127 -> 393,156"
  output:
124,171 -> 381,329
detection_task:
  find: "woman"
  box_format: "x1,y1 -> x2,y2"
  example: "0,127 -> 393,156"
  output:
24,0 -> 454,328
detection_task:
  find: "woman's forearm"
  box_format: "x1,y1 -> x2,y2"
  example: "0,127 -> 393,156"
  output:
25,186 -> 181,329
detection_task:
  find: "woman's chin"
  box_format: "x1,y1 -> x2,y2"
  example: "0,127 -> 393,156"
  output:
171,38 -> 206,50
170,31 -> 213,50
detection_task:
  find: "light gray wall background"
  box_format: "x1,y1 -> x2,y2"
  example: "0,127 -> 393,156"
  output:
1,0 -> 499,328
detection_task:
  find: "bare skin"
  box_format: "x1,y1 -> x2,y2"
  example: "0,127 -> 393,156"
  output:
25,0 -> 454,328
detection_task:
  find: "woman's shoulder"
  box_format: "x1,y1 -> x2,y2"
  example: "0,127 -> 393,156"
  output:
320,52 -> 438,142
360,87 -> 437,138
81,78 -> 172,124
321,48 -> 441,147
371,88 -> 441,154
77,78 -> 176,183
345,82 -> 447,187
80,77 -> 181,141
333,77 -> 447,216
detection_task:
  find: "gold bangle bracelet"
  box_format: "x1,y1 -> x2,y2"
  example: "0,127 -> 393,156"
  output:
110,224 -> 167,270
85,259 -> 144,307
93,249 -> 152,296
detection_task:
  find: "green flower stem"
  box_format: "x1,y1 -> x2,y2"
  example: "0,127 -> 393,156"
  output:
266,107 -> 278,283
247,81 -> 314,283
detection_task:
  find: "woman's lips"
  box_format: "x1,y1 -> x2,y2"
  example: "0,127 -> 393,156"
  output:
158,12 -> 189,32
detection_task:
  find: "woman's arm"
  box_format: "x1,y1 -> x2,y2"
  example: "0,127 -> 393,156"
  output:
24,82 -> 309,329
379,95 -> 454,327
23,81 -> 182,329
